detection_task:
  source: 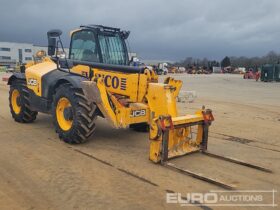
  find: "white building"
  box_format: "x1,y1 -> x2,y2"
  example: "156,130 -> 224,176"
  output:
0,42 -> 49,66
0,41 -> 69,67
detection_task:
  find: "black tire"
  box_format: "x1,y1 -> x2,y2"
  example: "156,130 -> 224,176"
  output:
129,123 -> 149,132
52,83 -> 97,144
9,80 -> 38,123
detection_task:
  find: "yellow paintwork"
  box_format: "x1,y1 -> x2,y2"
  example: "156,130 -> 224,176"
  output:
25,58 -> 57,96
164,77 -> 182,98
71,65 -> 143,102
69,28 -> 82,37
166,114 -> 204,159
172,114 -> 203,125
11,89 -> 21,114
22,51 -> 207,163
82,78 -> 149,128
146,83 -> 178,117
94,69 -> 139,101
56,97 -> 73,131
94,78 -> 119,127
113,99 -> 149,127
25,61 -> 36,68
12,25 -> 212,164
21,50 -> 47,70
69,63 -> 206,162
81,72 -> 206,163
146,83 -> 205,162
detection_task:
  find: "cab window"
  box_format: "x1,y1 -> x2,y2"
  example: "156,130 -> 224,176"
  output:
99,34 -> 128,65
70,30 -> 100,62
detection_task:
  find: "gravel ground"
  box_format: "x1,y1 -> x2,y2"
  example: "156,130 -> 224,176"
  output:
0,73 -> 279,210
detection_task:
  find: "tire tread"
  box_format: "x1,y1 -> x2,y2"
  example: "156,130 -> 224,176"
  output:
52,83 -> 97,144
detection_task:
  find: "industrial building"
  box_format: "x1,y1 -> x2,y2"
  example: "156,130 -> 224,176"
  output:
0,42 -> 48,67
0,41 -> 70,68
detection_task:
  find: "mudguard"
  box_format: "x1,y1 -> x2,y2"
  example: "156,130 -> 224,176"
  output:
41,69 -> 89,100
7,73 -> 26,85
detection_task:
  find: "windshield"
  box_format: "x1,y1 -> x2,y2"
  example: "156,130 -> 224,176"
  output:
70,30 -> 99,62
99,34 -> 128,65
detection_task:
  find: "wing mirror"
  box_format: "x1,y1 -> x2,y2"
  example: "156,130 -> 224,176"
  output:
47,29 -> 62,56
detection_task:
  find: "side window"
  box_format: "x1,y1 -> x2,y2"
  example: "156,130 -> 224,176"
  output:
70,30 -> 99,62
99,34 -> 127,65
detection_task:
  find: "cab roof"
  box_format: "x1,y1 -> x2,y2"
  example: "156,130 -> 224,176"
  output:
70,24 -> 130,39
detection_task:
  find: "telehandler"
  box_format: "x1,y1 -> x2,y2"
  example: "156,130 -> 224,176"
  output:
8,25 -> 271,189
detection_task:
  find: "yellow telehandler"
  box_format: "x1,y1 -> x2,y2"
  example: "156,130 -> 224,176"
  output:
8,25 -> 271,189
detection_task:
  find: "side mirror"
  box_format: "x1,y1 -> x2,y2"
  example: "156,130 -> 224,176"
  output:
47,29 -> 62,38
48,37 -> 56,56
47,29 -> 63,56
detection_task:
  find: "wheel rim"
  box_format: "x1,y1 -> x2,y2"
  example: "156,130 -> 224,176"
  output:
56,97 -> 73,131
11,89 -> 21,114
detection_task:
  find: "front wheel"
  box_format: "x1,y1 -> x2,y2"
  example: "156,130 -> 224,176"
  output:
52,84 -> 97,144
9,80 -> 38,123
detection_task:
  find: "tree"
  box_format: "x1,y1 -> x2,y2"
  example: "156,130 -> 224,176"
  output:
201,57 -> 208,68
221,56 -> 231,67
266,51 -> 278,63
175,51 -> 280,71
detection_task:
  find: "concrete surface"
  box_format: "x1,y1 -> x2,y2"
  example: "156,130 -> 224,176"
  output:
0,73 -> 279,210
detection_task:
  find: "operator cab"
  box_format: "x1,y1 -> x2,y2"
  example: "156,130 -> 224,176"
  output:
69,25 -> 130,66
47,25 -> 143,74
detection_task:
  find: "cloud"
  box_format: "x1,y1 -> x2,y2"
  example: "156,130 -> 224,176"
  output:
1,0 -> 280,60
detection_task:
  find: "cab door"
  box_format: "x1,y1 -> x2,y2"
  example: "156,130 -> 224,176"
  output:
69,30 -> 100,77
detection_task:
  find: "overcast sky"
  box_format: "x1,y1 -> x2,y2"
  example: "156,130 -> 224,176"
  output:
1,0 -> 280,61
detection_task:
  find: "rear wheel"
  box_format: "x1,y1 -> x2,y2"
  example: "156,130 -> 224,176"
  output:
52,83 -> 97,144
9,80 -> 38,123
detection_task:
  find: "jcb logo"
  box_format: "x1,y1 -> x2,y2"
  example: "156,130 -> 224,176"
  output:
95,74 -> 127,90
27,78 -> 37,86
130,109 -> 146,118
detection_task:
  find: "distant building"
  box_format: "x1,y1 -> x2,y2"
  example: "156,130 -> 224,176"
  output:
0,41 -> 69,67
212,66 -> 222,73
128,52 -> 137,60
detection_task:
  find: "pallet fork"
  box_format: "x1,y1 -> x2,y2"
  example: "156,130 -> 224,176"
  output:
158,112 -> 272,189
